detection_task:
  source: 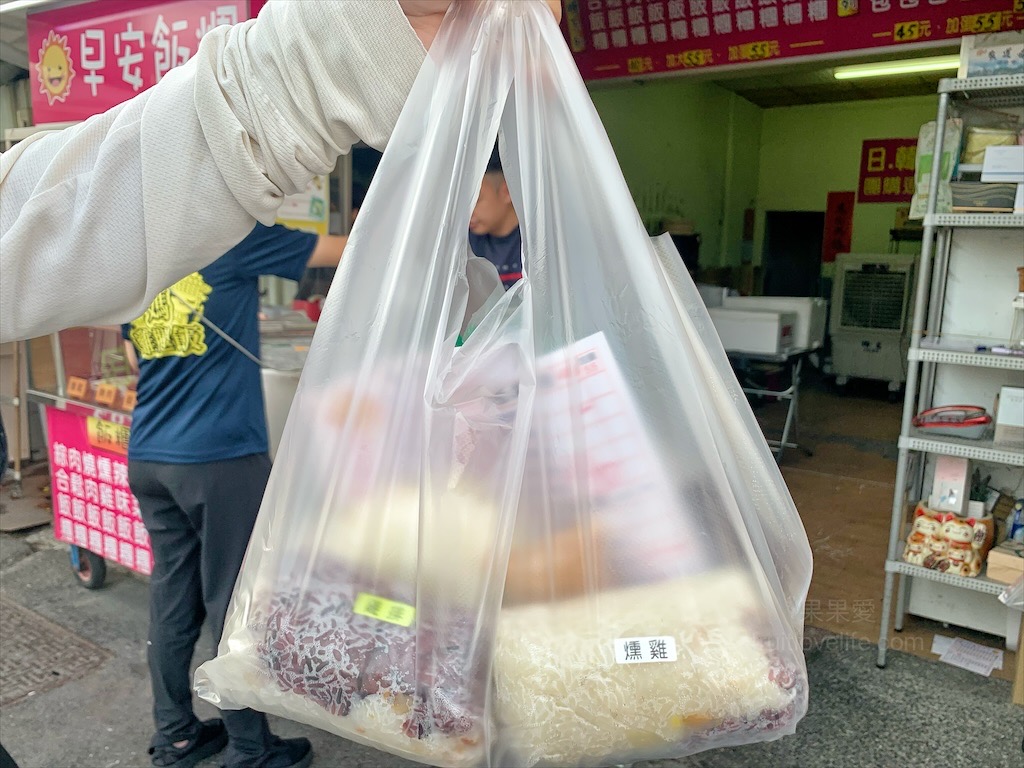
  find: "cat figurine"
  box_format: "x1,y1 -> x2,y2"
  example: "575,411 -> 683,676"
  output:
904,507 -> 939,566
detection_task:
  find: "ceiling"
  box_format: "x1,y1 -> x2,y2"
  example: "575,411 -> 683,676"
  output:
0,0 -> 89,85
705,45 -> 959,108
0,5 -> 30,85
1,1 -> 956,108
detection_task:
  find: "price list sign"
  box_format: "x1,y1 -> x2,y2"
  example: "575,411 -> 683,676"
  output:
46,408 -> 153,575
563,0 -> 1022,81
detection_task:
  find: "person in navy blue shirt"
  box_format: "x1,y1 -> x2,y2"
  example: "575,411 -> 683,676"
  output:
469,149 -> 522,290
124,223 -> 344,768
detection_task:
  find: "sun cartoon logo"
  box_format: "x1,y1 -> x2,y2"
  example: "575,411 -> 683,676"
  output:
35,31 -> 75,105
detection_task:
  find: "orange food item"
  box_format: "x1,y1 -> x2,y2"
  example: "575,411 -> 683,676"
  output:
503,525 -> 600,605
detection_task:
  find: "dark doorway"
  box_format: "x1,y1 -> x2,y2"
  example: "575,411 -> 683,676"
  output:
762,211 -> 826,297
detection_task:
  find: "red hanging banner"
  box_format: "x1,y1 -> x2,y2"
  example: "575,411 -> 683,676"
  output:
822,190 -> 855,263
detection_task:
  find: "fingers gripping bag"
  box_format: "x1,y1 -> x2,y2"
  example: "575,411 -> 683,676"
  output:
195,1 -> 812,766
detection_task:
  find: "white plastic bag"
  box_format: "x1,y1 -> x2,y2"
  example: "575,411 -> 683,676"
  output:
196,2 -> 811,766
999,575 -> 1024,611
909,118 -> 963,219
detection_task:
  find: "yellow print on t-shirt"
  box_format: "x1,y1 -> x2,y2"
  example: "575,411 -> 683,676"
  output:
129,273 -> 212,360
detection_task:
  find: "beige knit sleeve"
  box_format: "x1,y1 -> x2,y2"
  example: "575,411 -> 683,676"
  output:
0,0 -> 425,343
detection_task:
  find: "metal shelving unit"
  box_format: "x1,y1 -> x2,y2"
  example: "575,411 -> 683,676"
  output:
939,74 -> 1024,106
898,430 -> 1024,466
924,213 -> 1024,228
885,560 -> 1010,597
876,75 -> 1024,668
909,347 -> 1024,370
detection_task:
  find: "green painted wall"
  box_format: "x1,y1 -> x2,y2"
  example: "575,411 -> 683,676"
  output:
591,81 -> 938,274
755,95 -> 938,269
590,79 -> 762,269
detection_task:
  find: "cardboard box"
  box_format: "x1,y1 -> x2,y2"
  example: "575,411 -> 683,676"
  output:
950,181 -> 1018,213
994,386 -> 1024,446
708,308 -> 797,356
893,206 -> 922,231
981,145 -> 1024,184
722,296 -> 827,351
986,540 -> 1024,584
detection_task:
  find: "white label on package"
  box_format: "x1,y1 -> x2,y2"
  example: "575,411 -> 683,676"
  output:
614,636 -> 678,664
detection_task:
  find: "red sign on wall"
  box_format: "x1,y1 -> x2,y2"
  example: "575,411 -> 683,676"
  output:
858,138 -> 918,203
28,0 -> 252,124
822,191 -> 855,263
564,0 -> 1023,81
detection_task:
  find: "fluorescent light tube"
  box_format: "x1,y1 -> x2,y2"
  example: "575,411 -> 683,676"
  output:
833,55 -> 960,80
0,0 -> 56,13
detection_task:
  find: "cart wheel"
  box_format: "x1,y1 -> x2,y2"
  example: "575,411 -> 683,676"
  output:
69,546 -> 107,590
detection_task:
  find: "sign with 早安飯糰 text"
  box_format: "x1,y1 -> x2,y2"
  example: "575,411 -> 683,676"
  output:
28,0 -> 257,124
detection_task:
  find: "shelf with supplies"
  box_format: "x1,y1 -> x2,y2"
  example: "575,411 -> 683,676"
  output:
899,429 -> 1024,467
884,559 -> 1011,597
877,72 -> 1023,669
955,164 -> 984,176
909,345 -> 1024,371
939,74 -> 1024,107
923,213 -> 1024,229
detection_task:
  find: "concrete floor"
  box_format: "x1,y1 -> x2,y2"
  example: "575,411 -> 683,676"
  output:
0,374 -> 1021,767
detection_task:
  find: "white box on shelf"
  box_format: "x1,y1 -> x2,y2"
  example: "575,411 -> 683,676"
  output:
721,296 -> 827,351
707,308 -> 798,356
994,386 -> 1024,445
929,455 -> 970,514
981,146 -> 1024,184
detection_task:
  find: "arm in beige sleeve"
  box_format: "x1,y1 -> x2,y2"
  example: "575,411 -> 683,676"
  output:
0,0 -> 425,343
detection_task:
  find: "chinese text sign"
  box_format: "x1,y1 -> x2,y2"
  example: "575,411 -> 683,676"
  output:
29,0 -> 250,123
564,0 -> 1022,81
47,407 -> 153,575
858,138 -> 918,203
822,190 -> 855,263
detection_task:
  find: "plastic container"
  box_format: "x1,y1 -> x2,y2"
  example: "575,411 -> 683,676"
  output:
912,405 -> 992,439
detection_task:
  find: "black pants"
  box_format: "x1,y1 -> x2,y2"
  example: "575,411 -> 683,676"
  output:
129,453 -> 274,766
0,743 -> 19,768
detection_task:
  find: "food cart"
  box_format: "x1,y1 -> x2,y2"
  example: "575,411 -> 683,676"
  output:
26,323 -> 313,589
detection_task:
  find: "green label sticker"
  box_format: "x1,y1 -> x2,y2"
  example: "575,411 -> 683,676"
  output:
353,593 -> 416,627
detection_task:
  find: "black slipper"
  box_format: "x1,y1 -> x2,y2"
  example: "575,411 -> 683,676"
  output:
223,737 -> 313,768
150,719 -> 228,768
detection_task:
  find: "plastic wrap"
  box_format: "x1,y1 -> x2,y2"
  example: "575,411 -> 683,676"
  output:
195,2 -> 812,766
999,576 -> 1024,611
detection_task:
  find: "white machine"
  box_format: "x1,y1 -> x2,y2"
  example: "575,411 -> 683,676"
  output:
721,296 -> 827,351
708,308 -> 798,356
829,253 -> 917,392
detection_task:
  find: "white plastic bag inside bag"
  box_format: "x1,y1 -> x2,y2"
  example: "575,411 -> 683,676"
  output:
463,256 -> 504,338
196,2 -> 812,766
999,575 -> 1024,611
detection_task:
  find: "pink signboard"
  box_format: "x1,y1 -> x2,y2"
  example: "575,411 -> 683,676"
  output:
858,137 -> 918,202
563,0 -> 1023,81
28,0 -> 250,124
46,407 -> 152,575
